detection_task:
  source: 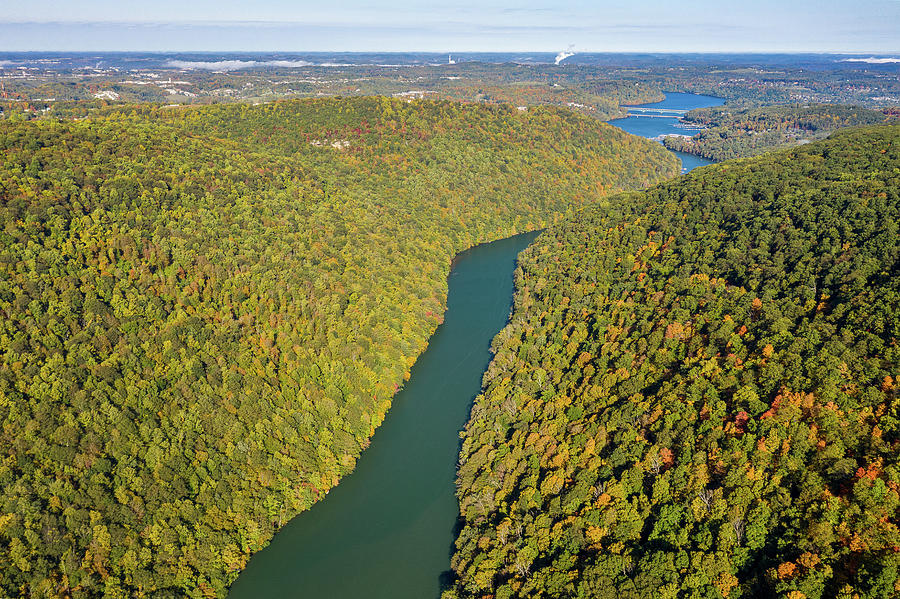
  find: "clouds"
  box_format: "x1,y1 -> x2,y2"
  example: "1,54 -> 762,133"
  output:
165,59 -> 313,70
0,1 -> 897,53
841,57 -> 900,63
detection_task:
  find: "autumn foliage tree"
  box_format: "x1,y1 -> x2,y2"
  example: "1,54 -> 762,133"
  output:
0,96 -> 676,597
448,125 -> 900,599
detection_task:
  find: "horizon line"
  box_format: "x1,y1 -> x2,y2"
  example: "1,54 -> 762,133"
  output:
2,50 -> 900,56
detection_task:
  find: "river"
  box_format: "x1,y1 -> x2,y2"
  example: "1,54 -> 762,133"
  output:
229,231 -> 540,599
229,91 -> 724,599
607,91 -> 725,173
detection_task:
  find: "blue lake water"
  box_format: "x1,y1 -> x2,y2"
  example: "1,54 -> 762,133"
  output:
607,92 -> 725,173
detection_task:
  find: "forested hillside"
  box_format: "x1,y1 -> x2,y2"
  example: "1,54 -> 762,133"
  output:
663,103 -> 894,161
0,97 -> 677,597
449,126 -> 900,598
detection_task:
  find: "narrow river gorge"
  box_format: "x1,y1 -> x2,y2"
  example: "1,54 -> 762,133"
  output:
229,92 -> 723,598
229,232 -> 540,598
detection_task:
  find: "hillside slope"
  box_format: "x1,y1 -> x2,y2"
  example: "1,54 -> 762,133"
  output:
0,97 -> 677,597
662,103 -> 894,161
449,126 -> 900,598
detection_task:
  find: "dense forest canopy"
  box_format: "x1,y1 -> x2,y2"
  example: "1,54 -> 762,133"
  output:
663,103 -> 896,161
0,96 -> 677,597
448,125 -> 900,598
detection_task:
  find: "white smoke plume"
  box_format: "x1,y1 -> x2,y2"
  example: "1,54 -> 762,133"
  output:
555,45 -> 576,65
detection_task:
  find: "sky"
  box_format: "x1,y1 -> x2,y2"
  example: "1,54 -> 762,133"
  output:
1,0 -> 899,53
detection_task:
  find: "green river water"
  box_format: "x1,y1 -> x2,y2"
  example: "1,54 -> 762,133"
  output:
229,231 -> 540,599
230,91 -> 725,598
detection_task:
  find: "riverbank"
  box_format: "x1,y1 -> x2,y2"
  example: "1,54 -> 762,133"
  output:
225,92 -> 719,598
608,91 -> 725,173
229,232 -> 540,599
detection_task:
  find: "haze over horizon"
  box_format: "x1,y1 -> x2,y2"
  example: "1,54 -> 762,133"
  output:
2,0 -> 899,53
